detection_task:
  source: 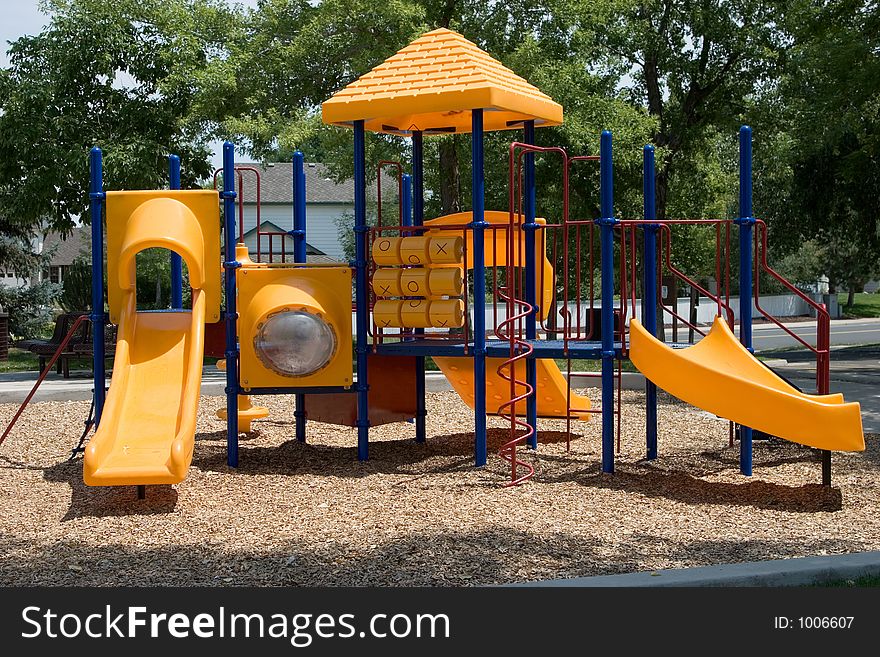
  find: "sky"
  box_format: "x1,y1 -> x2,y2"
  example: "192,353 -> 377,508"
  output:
0,0 -> 263,168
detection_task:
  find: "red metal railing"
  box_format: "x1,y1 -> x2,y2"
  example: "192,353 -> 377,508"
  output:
754,219 -> 830,394
1,315 -> 94,447
213,166 -> 273,260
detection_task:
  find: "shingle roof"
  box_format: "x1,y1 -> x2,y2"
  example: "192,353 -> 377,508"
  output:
234,162 -> 399,204
234,162 -> 354,204
42,227 -> 89,266
322,27 -> 562,135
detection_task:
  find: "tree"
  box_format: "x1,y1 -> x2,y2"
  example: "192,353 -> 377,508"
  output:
587,0 -> 783,221
0,225 -> 60,339
0,0 -> 236,237
757,0 -> 880,305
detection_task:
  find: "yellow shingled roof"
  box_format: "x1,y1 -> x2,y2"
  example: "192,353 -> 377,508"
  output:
321,28 -> 562,135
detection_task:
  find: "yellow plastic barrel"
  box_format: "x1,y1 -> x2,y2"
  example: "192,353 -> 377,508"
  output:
400,237 -> 430,265
373,300 -> 402,328
372,269 -> 403,297
427,236 -> 464,264
372,237 -> 402,265
400,299 -> 431,327
427,267 -> 463,297
400,269 -> 429,296
428,299 -> 465,328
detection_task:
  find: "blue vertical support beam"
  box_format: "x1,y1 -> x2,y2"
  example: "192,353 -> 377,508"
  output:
353,121 -> 370,460
222,142 -> 240,468
522,120 -> 538,449
597,130 -> 617,474
292,151 -> 307,262
472,110 -> 488,467
169,155 -> 183,310
89,147 -> 106,425
401,173 -> 412,228
411,131 -> 427,444
737,126 -> 754,476
292,150 -> 308,443
642,145 -> 659,460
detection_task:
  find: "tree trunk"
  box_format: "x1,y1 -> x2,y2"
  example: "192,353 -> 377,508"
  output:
847,286 -> 855,308
439,136 -> 461,216
155,277 -> 162,308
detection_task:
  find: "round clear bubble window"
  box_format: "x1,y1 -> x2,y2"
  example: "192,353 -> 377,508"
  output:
254,310 -> 337,377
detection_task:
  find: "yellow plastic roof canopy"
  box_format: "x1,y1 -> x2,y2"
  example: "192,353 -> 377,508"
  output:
321,28 -> 562,135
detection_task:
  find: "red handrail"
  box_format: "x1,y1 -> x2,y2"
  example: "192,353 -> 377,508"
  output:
753,220 -> 830,394
1,315 -> 94,447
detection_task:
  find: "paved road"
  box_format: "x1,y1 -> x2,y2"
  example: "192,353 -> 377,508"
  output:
752,317 -> 880,351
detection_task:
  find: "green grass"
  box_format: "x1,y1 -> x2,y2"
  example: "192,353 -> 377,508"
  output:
819,574 -> 880,587
839,292 -> 880,318
0,348 -> 93,373
0,347 -> 219,374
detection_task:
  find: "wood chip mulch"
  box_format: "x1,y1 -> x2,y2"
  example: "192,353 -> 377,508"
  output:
1,389 -> 877,586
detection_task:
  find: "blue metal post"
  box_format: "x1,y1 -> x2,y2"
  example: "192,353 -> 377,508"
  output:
89,147 -> 106,425
222,142 -> 240,467
523,120 -> 538,449
642,145 -> 659,460
354,121 -> 370,460
169,155 -> 183,310
737,126 -> 754,476
292,150 -> 308,443
472,110 -> 488,466
412,131 -> 427,444
401,173 -> 412,228
597,131 -> 617,474
292,151 -> 307,263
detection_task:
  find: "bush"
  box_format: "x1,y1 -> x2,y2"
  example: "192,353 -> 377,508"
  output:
0,280 -> 62,339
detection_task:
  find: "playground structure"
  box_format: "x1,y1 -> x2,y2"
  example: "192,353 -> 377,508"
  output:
0,28 -> 865,494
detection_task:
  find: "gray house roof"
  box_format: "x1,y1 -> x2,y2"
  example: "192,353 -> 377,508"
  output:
43,227 -> 89,267
235,162 -> 353,204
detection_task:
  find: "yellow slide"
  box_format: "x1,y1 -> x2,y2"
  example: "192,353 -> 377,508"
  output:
84,192 -> 220,486
434,357 -> 592,420
628,316 -> 864,452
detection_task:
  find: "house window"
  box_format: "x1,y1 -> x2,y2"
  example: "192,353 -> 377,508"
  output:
49,266 -> 63,283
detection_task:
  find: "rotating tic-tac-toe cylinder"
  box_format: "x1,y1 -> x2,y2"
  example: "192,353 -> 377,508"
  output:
372,299 -> 465,328
372,266 -> 463,299
371,236 -> 464,266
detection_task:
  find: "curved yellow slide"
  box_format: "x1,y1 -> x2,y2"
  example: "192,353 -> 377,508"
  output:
434,357 -> 592,420
84,195 -> 214,486
629,316 -> 864,452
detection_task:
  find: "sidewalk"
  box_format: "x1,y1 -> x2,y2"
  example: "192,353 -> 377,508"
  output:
517,551 -> 880,587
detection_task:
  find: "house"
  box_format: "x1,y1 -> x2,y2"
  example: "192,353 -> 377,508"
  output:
0,227 -> 88,290
41,227 -> 89,284
235,162 -> 356,262
239,221 -> 336,264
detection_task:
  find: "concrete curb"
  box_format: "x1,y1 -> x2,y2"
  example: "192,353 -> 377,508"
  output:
0,370 -> 649,404
515,551 -> 880,587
